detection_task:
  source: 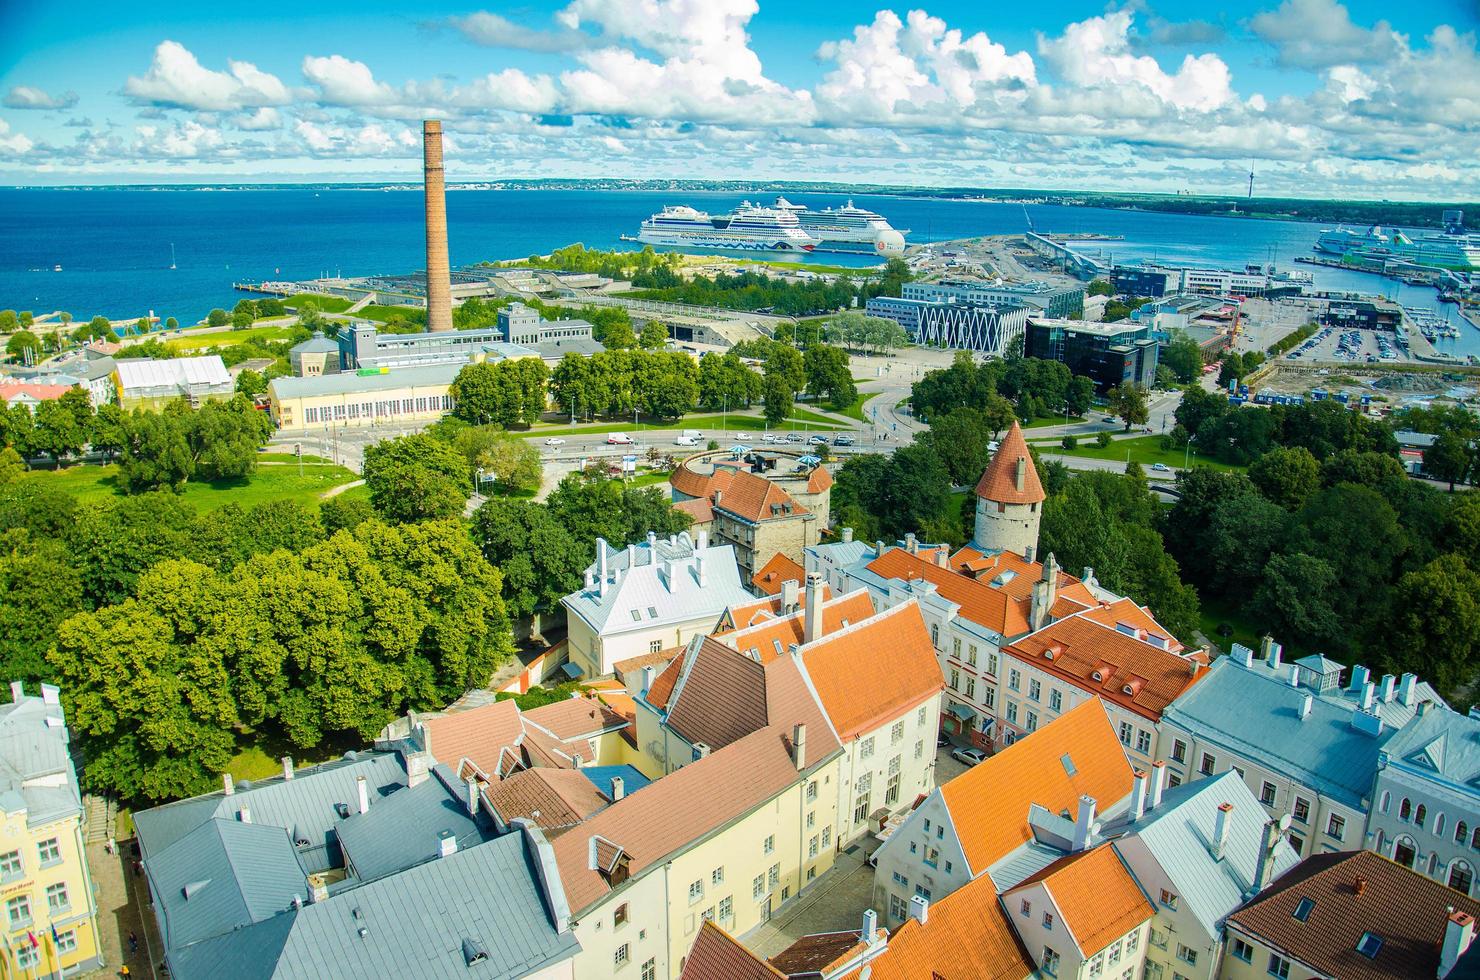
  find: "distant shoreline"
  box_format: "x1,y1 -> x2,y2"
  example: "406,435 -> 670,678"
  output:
1,181 -> 1474,230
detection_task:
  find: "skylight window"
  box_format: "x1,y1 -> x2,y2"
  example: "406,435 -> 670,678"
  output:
1356,932 -> 1383,959
648,606 -> 659,619
1293,897 -> 1315,922
631,610 -> 642,622
1060,753 -> 1077,777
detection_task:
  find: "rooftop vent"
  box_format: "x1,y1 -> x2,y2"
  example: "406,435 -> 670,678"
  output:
182,880 -> 210,900
463,938 -> 489,966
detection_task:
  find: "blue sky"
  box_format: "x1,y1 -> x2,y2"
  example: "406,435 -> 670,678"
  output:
1,0 -> 1477,198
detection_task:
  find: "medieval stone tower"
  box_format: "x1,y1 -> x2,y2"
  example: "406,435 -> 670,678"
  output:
971,421 -> 1045,559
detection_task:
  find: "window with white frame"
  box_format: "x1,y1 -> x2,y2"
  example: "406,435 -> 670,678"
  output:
1049,689 -> 1062,711
1008,669 -> 1021,691
6,894 -> 30,927
689,880 -> 703,903
614,943 -> 630,967
45,882 -> 68,914
1029,679 -> 1041,702
1136,729 -> 1152,754
36,838 -> 59,865
891,721 -> 905,744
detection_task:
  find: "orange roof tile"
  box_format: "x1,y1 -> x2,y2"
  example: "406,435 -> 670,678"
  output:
682,922 -> 786,980
611,648 -> 680,680
1009,843 -> 1154,957
674,497 -> 714,525
842,871 -> 1035,980
523,695 -> 628,741
421,700 -> 525,779
1077,598 -> 1184,652
716,469 -> 808,524
939,700 -> 1135,874
718,583 -> 836,634
1005,613 -> 1202,722
0,382 -> 72,403
805,464 -> 834,494
669,463 -> 736,501
751,552 -> 805,593
797,602 -> 944,740
720,591 -> 876,663
869,548 -> 1030,638
974,421 -> 1044,504
768,930 -> 869,976
645,656 -> 684,710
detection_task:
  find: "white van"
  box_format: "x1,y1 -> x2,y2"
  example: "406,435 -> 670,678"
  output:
681,429 -> 702,440
674,435 -> 699,447
606,433 -> 635,445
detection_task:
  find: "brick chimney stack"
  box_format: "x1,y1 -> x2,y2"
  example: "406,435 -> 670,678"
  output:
422,120 -> 453,333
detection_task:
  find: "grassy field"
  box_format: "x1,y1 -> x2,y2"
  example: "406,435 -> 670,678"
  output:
1022,414 -> 1089,429
1031,434 -> 1244,472
730,258 -> 878,276
357,305 -> 425,325
168,325 -> 297,351
1195,597 -> 1299,657
834,391 -> 882,423
286,293 -> 351,313
21,460 -> 361,511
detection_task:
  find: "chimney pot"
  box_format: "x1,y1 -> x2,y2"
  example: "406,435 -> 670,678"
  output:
841,527 -> 854,544
905,533 -> 917,553
1300,694 -> 1313,719
908,894 -> 929,925
1381,673 -> 1397,702
1399,672 -> 1418,707
282,756 -> 294,781
1212,802 -> 1233,860
1349,663 -> 1370,693
803,573 -> 825,644
237,805 -> 251,824
1268,641 -> 1283,671
1072,796 -> 1098,852
862,907 -> 878,940
641,665 -> 656,697
698,529 -> 708,551
875,540 -> 884,558
356,775 -> 370,815
1288,666 -> 1300,688
1131,770 -> 1148,821
1442,910 -> 1476,978
8,681 -> 22,702
1014,456 -> 1026,492
438,829 -> 457,858
611,776 -> 625,802
792,723 -> 808,771
1149,761 -> 1166,810
223,773 -> 235,796
310,879 -> 328,904
465,777 -> 478,817
1024,545 -> 1035,563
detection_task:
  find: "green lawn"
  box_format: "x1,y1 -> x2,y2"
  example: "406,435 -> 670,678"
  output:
168,325 -> 297,351
1195,597 -> 1301,658
1030,435 -> 1244,472
730,258 -> 878,276
832,391 -> 882,423
357,304 -> 425,325
286,293 -> 351,313
1022,414 -> 1089,429
626,471 -> 672,488
21,460 -> 361,511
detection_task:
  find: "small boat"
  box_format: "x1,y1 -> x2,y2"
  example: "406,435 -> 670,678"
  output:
53,264 -> 62,272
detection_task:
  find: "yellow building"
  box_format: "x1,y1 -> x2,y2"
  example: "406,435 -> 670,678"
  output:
266,362 -> 462,430
0,682 -> 104,979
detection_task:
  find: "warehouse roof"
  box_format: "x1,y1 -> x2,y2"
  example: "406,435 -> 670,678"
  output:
268,363 -> 462,399
116,355 -> 231,390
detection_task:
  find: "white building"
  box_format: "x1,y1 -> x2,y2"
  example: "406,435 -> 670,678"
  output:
561,531 -> 752,679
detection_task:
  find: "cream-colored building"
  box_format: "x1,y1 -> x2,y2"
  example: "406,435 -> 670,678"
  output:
266,362 -> 460,430
0,682 -> 104,979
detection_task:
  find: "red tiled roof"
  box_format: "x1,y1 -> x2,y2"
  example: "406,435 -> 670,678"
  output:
839,871 -> 1035,980
683,922 -> 786,980
769,930 -> 869,977
797,602 -> 944,740
646,656 -> 684,710
720,592 -> 876,663
523,695 -> 628,741
974,421 -> 1044,504
939,699 -> 1135,875
674,497 -> 715,525
804,464 -> 833,494
1228,850 -> 1480,980
1077,597 -> 1183,651
719,583 -> 836,634
665,639 -> 772,751
869,548 -> 1030,638
1005,612 -> 1202,722
422,700 -> 524,779
611,648 -> 679,681
484,767 -> 609,835
716,469 -> 808,524
551,719 -> 837,914
1008,843 -> 1155,956
0,382 -> 72,403
751,553 -> 805,593
669,463 -> 736,501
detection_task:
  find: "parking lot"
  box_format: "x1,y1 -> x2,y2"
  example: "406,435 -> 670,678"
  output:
1285,325 -> 1404,364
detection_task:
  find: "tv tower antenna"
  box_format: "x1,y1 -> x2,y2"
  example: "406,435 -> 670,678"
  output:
1247,160 -> 1255,200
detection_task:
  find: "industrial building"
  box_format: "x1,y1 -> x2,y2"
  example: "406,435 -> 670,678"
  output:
334,309 -> 601,374
1024,317 -> 1159,391
267,363 -> 461,430
901,279 -> 1085,319
1111,263 -> 1309,299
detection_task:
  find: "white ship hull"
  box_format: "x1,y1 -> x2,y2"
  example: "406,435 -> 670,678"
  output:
636,230 -> 815,252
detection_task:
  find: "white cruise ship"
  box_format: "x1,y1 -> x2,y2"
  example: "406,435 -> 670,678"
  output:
1315,211 -> 1480,270
634,203 -> 818,252
772,197 -> 908,255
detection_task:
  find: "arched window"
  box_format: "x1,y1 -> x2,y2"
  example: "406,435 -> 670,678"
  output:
1473,826 -> 1480,850
1452,861 -> 1475,897
1429,853 -> 1439,876
1459,822 -> 1471,846
1437,814 -> 1447,838
1379,791 -> 1391,814
1400,798 -> 1412,822
1416,804 -> 1427,829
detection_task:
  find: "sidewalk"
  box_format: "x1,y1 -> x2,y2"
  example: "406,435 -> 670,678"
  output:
83,839 -> 153,979
743,839 -> 880,959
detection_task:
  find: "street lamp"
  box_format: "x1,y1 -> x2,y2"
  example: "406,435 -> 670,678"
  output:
1183,431 -> 1197,470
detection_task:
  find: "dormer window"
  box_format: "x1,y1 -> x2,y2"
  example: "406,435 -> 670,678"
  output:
1092,670 -> 1103,682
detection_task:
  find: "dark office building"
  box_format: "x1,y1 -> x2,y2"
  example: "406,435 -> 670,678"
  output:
1111,267 -> 1174,297
1026,318 -> 1160,392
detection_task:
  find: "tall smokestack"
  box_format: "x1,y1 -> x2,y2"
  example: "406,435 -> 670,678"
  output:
422,120 -> 453,333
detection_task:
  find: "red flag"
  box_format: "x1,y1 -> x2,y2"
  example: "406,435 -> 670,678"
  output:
26,931 -> 37,949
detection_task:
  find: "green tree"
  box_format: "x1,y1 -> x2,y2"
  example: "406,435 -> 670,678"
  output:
545,475 -> 690,551
231,309 -> 253,329
5,330 -> 40,363
875,445 -> 952,541
599,314 -> 637,350
1387,556 -> 1480,697
90,404 -> 128,459
320,494 -> 376,536
0,448 -> 22,485
18,312 -> 32,328
1200,492 -> 1289,599
0,311 -> 14,331
1318,449 -> 1407,493
29,399 -> 86,462
68,492 -> 197,606
697,352 -> 762,411
235,368 -> 268,399
0,531 -> 83,683
762,372 -> 793,427
1065,376 -> 1095,418
474,433 -> 543,493
362,433 -> 471,523
470,499 -> 588,628
1087,279 -> 1115,297
1160,330 -> 1203,384
1249,446 -> 1321,509
185,396 -> 272,481
1424,432 -> 1472,491
638,319 -> 669,349
1106,384 -> 1149,431
1253,553 -> 1343,650
206,308 -> 230,328
923,408 -> 998,486
119,412 -> 194,492
165,316 -> 178,330
188,500 -> 325,571
764,344 -> 806,395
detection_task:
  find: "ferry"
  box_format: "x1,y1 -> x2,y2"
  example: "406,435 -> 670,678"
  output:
1315,211 -> 1480,271
633,203 -> 818,252
770,197 -> 908,255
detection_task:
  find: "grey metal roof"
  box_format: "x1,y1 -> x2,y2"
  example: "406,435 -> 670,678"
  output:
289,332 -> 340,355
335,764 -> 492,883
1122,771 -> 1300,937
562,533 -> 752,635
135,752 -> 407,868
268,363 -> 462,399
988,839 -> 1069,891
148,818 -> 308,951
167,832 -> 579,980
1161,658 -> 1412,808
1381,706 -> 1480,792
0,687 -> 83,827
116,355 -> 232,391
530,337 -> 605,358
805,539 -> 877,570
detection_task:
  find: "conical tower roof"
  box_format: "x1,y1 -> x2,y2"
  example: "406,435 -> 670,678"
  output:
973,421 -> 1045,504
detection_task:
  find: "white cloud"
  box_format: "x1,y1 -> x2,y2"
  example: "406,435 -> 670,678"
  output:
449,12 -> 589,52
4,86 -> 79,110
292,118 -> 418,156
1038,11 -> 1234,112
301,55 -> 398,106
0,119 -> 35,155
232,107 -> 282,130
1250,0 -> 1405,69
124,41 -> 290,111
454,70 -> 562,114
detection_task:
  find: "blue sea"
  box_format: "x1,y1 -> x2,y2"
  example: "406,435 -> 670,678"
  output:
0,187 -> 1464,350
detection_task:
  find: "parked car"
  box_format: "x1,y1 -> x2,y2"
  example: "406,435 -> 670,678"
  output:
543,437 -> 566,447
951,747 -> 987,766
784,433 -> 803,444
674,435 -> 699,447
808,435 -> 829,445
761,433 -> 779,443
1150,462 -> 1170,472
606,433 -> 635,445
936,731 -> 951,748
834,435 -> 855,447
